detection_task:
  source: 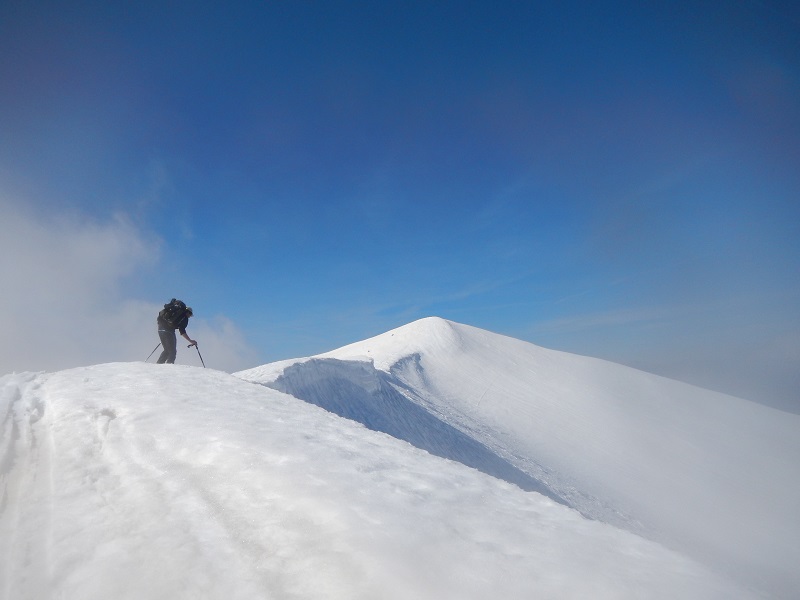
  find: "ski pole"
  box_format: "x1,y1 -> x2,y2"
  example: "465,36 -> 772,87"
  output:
189,343 -> 206,368
145,343 -> 162,362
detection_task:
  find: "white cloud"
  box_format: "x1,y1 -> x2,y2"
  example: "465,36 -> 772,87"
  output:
184,314 -> 262,372
0,194 -> 259,375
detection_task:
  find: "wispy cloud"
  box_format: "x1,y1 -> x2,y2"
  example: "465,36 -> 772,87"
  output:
531,305 -> 677,335
0,193 -> 258,374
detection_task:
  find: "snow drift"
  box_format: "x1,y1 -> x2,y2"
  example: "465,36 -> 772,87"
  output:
1,316 -> 796,599
1,362 -> 747,600
268,356 -> 567,504
238,317 -> 800,598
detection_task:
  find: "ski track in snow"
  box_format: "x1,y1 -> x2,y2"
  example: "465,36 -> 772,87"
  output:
0,372 -> 55,600
0,361 -> 757,600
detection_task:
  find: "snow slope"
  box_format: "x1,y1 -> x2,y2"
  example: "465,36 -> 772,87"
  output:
238,317 -> 800,599
1,362 -> 752,600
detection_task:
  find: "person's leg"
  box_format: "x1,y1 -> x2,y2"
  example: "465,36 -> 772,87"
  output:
156,329 -> 177,364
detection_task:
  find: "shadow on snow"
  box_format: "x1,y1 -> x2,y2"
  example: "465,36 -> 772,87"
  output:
268,357 -> 569,507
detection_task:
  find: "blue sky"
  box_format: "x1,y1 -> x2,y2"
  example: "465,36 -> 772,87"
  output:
1,1 -> 798,410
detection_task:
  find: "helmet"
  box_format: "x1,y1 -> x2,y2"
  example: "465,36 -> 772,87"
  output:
186,307 -> 194,317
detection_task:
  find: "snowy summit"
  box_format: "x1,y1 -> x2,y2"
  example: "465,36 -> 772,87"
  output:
2,317 -> 798,599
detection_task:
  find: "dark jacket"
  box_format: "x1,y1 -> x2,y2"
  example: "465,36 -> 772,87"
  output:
157,314 -> 189,336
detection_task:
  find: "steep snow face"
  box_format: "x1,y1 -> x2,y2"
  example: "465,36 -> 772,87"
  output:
237,317 -> 800,598
0,363 -> 750,600
269,357 -> 567,504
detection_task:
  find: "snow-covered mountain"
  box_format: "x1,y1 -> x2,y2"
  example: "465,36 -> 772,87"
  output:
1,317 -> 797,599
238,317 -> 800,599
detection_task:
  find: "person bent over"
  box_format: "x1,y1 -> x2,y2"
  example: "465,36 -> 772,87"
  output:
156,299 -> 197,364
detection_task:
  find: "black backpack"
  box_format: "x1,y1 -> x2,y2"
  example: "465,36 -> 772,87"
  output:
159,298 -> 188,328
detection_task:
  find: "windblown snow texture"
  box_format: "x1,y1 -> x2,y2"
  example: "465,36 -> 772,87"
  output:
2,317 -> 797,599
1,363 -> 749,600
239,317 -> 800,599
269,357 -> 568,505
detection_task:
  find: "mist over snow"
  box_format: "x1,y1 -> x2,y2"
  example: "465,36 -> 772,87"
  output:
0,195 -> 260,374
239,317 -> 800,599
2,318 -> 798,599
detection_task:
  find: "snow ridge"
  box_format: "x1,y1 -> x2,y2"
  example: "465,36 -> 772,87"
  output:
269,357 -> 568,505
238,316 -> 800,599
2,317 -> 796,598
1,363 -> 751,599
